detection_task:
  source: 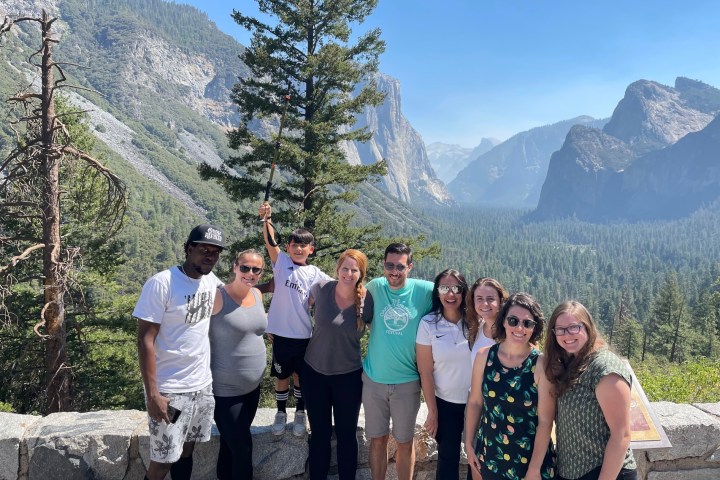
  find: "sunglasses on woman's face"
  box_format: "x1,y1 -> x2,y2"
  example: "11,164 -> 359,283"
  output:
437,285 -> 463,295
506,316 -> 537,329
237,265 -> 263,274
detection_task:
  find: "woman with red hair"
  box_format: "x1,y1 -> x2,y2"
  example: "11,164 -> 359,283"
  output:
302,249 -> 374,480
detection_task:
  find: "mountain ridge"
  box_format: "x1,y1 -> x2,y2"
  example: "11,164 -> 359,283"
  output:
448,116 -> 606,207
534,77 -> 720,221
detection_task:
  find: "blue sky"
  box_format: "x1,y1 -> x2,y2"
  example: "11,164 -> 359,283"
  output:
179,1 -> 720,147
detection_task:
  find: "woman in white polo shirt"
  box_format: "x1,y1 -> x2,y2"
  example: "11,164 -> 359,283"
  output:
416,268 -> 470,480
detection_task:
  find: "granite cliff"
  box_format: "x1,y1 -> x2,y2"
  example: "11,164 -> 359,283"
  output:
0,0 -> 451,220
449,116 -> 605,207
534,78 -> 720,221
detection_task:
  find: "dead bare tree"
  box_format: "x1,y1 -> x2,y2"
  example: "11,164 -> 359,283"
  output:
0,11 -> 126,413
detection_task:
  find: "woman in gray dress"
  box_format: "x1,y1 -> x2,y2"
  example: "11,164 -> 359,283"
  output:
210,249 -> 267,480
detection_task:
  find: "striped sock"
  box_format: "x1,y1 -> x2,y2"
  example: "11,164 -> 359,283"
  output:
276,388 -> 289,413
294,386 -> 304,411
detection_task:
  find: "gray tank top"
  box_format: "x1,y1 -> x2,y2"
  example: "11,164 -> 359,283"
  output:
210,287 -> 267,396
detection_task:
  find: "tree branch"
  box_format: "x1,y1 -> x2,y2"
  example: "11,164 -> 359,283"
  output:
0,243 -> 45,274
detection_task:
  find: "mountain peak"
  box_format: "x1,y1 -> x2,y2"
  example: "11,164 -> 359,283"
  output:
603,79 -> 715,152
535,76 -> 720,222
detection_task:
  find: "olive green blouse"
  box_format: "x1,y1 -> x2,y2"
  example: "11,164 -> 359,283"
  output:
555,348 -> 637,478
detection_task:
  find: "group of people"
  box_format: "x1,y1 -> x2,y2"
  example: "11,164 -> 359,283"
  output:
135,203 -> 638,480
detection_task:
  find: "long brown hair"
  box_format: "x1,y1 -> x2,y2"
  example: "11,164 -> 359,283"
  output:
544,300 -> 605,397
336,249 -> 368,331
466,277 -> 508,347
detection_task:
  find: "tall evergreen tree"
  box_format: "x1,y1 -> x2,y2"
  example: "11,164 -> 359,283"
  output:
0,12 -> 126,413
649,271 -> 688,362
199,0 -> 398,269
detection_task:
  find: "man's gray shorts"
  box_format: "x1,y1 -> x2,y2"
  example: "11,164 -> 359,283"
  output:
361,372 -> 421,443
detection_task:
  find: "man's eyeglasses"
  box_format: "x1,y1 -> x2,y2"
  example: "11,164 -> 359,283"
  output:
237,265 -> 263,275
506,316 -> 537,329
552,324 -> 584,336
437,285 -> 463,295
384,262 -> 407,272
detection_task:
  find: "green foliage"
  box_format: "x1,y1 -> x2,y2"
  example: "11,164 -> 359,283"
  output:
3,0 -> 718,411
0,402 -> 13,413
634,357 -> 720,402
0,78 -> 128,412
199,0 -> 429,269
411,205 -> 720,371
647,271 -> 693,362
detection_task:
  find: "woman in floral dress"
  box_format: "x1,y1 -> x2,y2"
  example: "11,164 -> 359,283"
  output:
464,292 -> 556,480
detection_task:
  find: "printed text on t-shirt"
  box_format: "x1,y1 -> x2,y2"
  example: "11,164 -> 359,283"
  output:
185,291 -> 213,324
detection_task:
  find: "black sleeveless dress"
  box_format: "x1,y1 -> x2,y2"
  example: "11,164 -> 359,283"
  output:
475,343 -> 556,479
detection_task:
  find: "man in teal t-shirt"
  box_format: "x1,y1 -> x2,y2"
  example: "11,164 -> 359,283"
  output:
362,243 -> 433,480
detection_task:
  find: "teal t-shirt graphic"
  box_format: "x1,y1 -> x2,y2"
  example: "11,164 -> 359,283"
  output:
363,277 -> 433,384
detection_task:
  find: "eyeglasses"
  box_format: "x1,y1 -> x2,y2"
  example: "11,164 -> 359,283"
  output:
384,262 -> 407,272
437,285 -> 463,295
193,245 -> 221,257
237,265 -> 263,275
506,316 -> 537,329
552,324 -> 584,336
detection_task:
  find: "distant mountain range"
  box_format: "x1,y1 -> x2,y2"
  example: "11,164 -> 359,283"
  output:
448,116 -> 607,208
344,74 -> 452,206
427,138 -> 498,184
533,77 -> 720,221
2,2 -> 719,224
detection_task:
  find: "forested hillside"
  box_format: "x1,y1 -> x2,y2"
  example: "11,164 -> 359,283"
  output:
414,205 -> 720,364
1,1 -> 719,414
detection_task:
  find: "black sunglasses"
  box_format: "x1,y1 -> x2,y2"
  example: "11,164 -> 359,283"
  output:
384,262 -> 407,272
506,316 -> 537,329
237,265 -> 263,274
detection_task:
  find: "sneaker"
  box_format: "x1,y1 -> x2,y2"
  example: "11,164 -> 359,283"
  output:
292,410 -> 307,437
272,411 -> 287,436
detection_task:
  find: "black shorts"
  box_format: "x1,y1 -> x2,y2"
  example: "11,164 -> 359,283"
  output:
270,335 -> 310,380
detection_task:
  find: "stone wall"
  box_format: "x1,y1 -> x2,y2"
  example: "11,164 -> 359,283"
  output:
1,402 -> 719,480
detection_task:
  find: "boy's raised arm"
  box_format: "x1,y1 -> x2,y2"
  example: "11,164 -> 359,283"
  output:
259,201 -> 280,264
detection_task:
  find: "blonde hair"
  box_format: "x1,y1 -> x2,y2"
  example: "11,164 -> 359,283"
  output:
336,249 -> 368,331
228,249 -> 264,282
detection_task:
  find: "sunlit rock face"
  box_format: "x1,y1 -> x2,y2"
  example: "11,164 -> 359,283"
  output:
534,77 -> 720,221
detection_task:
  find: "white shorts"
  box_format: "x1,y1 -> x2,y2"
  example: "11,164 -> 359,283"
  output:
146,385 -> 215,463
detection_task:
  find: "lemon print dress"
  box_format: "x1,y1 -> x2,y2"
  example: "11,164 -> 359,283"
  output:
476,343 -> 556,479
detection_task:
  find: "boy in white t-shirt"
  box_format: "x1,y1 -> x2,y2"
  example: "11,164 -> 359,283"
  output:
259,202 -> 330,436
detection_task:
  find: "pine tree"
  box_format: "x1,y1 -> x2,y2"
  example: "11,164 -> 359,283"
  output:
0,12 -> 126,413
199,0 -> 407,271
649,271 -> 688,362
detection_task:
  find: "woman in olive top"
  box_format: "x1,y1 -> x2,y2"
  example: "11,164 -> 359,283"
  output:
543,301 -> 636,480
303,249 -> 374,480
210,249 -> 268,480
